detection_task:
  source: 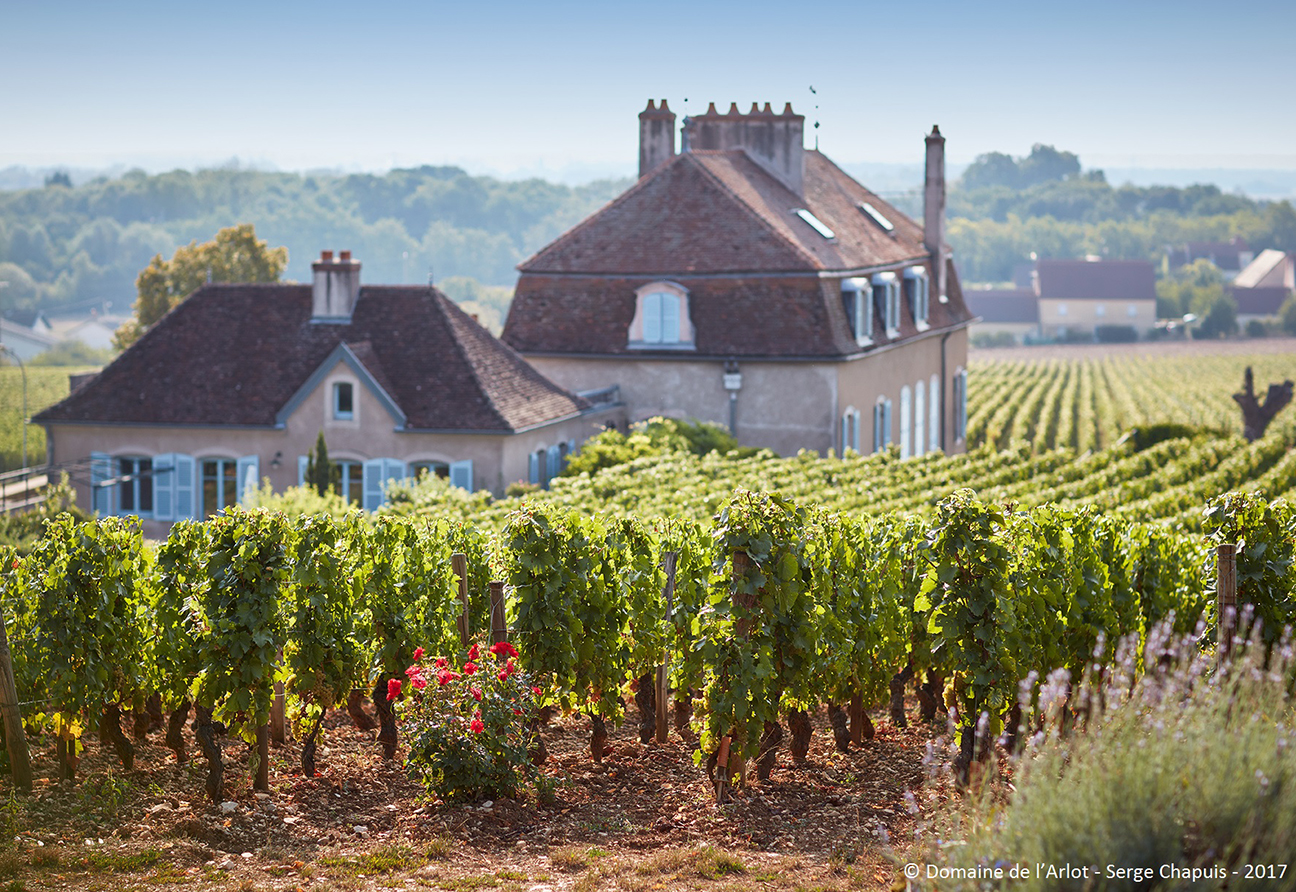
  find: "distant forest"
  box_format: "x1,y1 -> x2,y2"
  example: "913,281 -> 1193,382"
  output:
2,148 -> 1295,322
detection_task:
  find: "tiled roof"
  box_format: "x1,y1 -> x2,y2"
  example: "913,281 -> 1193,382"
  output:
1169,239 -> 1250,272
1036,260 -> 1156,301
966,289 -> 1039,324
1234,249 -> 1290,289
505,259 -> 973,359
518,150 -> 932,276
1231,285 -> 1290,317
35,285 -> 588,431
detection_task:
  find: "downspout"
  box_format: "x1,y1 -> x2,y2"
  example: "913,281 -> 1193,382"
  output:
939,330 -> 952,452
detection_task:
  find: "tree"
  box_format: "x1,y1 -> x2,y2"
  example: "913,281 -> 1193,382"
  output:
113,223 -> 287,349
304,431 -> 337,497
1016,144 -> 1081,188
1193,290 -> 1238,339
960,152 -> 1020,191
1280,294 -> 1296,336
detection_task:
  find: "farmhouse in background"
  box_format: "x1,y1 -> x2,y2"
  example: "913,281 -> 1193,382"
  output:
34,251 -> 621,535
502,100 -> 975,458
1230,249 -> 1295,327
1165,237 -> 1253,281
964,288 -> 1041,345
1034,258 -> 1157,340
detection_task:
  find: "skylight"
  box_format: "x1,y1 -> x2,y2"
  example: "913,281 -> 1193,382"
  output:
793,208 -> 835,240
859,202 -> 895,233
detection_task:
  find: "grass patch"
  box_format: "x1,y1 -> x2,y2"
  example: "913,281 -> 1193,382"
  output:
319,844 -> 426,876
426,836 -> 456,860
692,845 -> 746,879
549,845 -> 594,872
434,877 -> 495,891
86,847 -> 161,873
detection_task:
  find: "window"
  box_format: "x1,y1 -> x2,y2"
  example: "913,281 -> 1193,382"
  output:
630,283 -> 693,348
333,382 -> 354,420
336,460 -> 363,505
1127,304 -> 1139,318
410,461 -> 450,480
1057,303 -> 1068,317
840,407 -> 861,454
899,386 -> 912,460
953,368 -> 968,443
1095,303 -> 1107,318
873,398 -> 893,452
904,268 -> 929,328
117,457 -> 153,516
841,278 -> 873,343
201,458 -> 239,518
914,381 -> 926,459
793,208 -> 835,239
873,273 -> 900,334
929,374 -> 940,453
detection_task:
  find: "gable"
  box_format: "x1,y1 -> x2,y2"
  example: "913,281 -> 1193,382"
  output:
276,344 -> 407,430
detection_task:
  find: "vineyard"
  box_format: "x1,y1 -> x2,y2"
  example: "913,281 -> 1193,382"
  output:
0,344 -> 1294,889
0,366 -> 90,472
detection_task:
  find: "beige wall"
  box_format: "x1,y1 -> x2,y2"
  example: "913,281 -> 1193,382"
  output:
1038,299 -> 1155,337
528,324 -> 969,458
44,357 -> 622,533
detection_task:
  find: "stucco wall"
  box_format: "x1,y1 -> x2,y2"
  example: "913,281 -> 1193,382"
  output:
1038,299 -> 1155,338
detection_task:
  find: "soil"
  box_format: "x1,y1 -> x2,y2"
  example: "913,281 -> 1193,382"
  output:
0,695 -> 956,891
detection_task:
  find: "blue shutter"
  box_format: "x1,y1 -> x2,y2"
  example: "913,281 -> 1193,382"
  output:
883,400 -> 893,446
450,459 -> 473,492
566,439 -> 577,469
362,458 -> 385,512
661,294 -> 680,344
153,453 -> 176,521
930,374 -> 941,452
174,454 -> 196,520
642,292 -> 662,343
298,455 -> 309,487
383,459 -> 406,489
91,451 -> 113,516
528,452 -> 541,485
546,445 -> 561,484
237,455 -> 259,506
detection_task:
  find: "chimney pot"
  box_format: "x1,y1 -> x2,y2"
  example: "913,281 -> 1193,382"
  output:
727,102 -> 741,116
339,250 -> 352,262
659,99 -> 669,110
646,99 -> 657,111
763,102 -> 773,114
705,102 -> 718,114
749,102 -> 761,114
781,102 -> 795,116
320,250 -> 334,263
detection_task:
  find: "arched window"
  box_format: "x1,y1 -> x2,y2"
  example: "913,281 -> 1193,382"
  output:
630,282 -> 694,348
873,397 -> 892,452
914,381 -> 925,458
840,406 -> 861,454
899,385 -> 912,460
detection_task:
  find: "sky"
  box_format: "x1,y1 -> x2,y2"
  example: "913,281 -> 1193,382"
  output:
4,0 -> 1295,181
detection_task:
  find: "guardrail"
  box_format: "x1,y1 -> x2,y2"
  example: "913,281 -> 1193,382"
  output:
0,466 -> 50,515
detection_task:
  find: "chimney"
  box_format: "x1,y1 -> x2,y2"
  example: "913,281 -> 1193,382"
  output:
311,249 -> 361,321
638,99 -> 676,178
681,101 -> 804,196
924,125 -> 947,301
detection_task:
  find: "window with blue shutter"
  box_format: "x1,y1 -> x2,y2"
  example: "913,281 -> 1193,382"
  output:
153,453 -> 176,520
174,454 -> 196,520
362,459 -> 385,512
528,452 -> 541,486
929,374 -> 941,452
298,456 -> 309,487
449,459 -> 473,492
914,381 -> 926,459
546,445 -> 561,484
883,399 -> 893,446
642,292 -> 662,343
237,455 -> 259,506
900,386 -> 912,460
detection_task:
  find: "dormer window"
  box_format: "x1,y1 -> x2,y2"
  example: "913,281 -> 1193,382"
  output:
904,267 -> 930,329
629,282 -> 694,349
873,272 -> 900,335
841,277 -> 873,344
333,382 -> 354,420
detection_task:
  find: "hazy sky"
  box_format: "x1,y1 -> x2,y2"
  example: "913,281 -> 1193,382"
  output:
4,0 -> 1294,179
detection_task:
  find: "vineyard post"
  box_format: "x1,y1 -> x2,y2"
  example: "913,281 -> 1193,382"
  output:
489,581 -> 507,646
452,553 -> 469,647
270,649 -> 286,744
255,724 -> 270,791
656,551 -> 677,744
0,611 -> 31,793
1217,543 -> 1238,666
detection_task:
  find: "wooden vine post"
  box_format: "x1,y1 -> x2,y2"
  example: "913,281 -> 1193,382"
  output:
1217,543 -> 1238,667
0,611 -> 31,793
716,550 -> 758,803
489,581 -> 508,646
655,552 -> 677,744
452,553 -> 470,647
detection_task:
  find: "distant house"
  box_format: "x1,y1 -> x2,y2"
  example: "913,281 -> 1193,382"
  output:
965,289 -> 1040,344
1166,237 -> 1254,280
34,251 -> 621,535
1230,249 -> 1294,325
503,100 -> 976,459
1035,259 -> 1157,339
0,316 -> 57,361
47,312 -> 129,351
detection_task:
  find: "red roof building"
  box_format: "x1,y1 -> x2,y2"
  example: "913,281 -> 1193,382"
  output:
503,100 -> 975,458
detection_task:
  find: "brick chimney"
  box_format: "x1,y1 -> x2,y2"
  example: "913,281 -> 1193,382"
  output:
681,101 -> 804,196
638,99 -> 676,178
311,249 -> 361,321
924,126 -> 947,301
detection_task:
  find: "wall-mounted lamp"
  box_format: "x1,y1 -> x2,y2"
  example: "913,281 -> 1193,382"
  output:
270,451 -> 283,469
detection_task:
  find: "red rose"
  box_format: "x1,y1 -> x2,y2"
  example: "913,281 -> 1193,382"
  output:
489,641 -> 519,659
470,711 -> 485,734
467,643 -> 480,661
412,646 -> 424,661
386,679 -> 402,701
463,661 -> 478,676
532,686 -> 542,696
435,657 -> 448,669
471,686 -> 483,701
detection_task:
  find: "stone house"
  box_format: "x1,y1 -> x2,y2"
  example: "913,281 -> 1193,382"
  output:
34,251 -> 622,535
502,100 -> 975,458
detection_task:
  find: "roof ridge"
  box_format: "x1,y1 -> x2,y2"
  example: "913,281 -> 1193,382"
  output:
685,152 -> 821,269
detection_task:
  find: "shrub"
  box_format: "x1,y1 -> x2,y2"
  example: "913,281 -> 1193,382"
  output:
1094,324 -> 1137,343
398,641 -> 544,803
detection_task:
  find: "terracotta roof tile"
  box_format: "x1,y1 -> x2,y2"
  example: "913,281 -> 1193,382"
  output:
1036,260 -> 1156,301
35,284 -> 587,432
